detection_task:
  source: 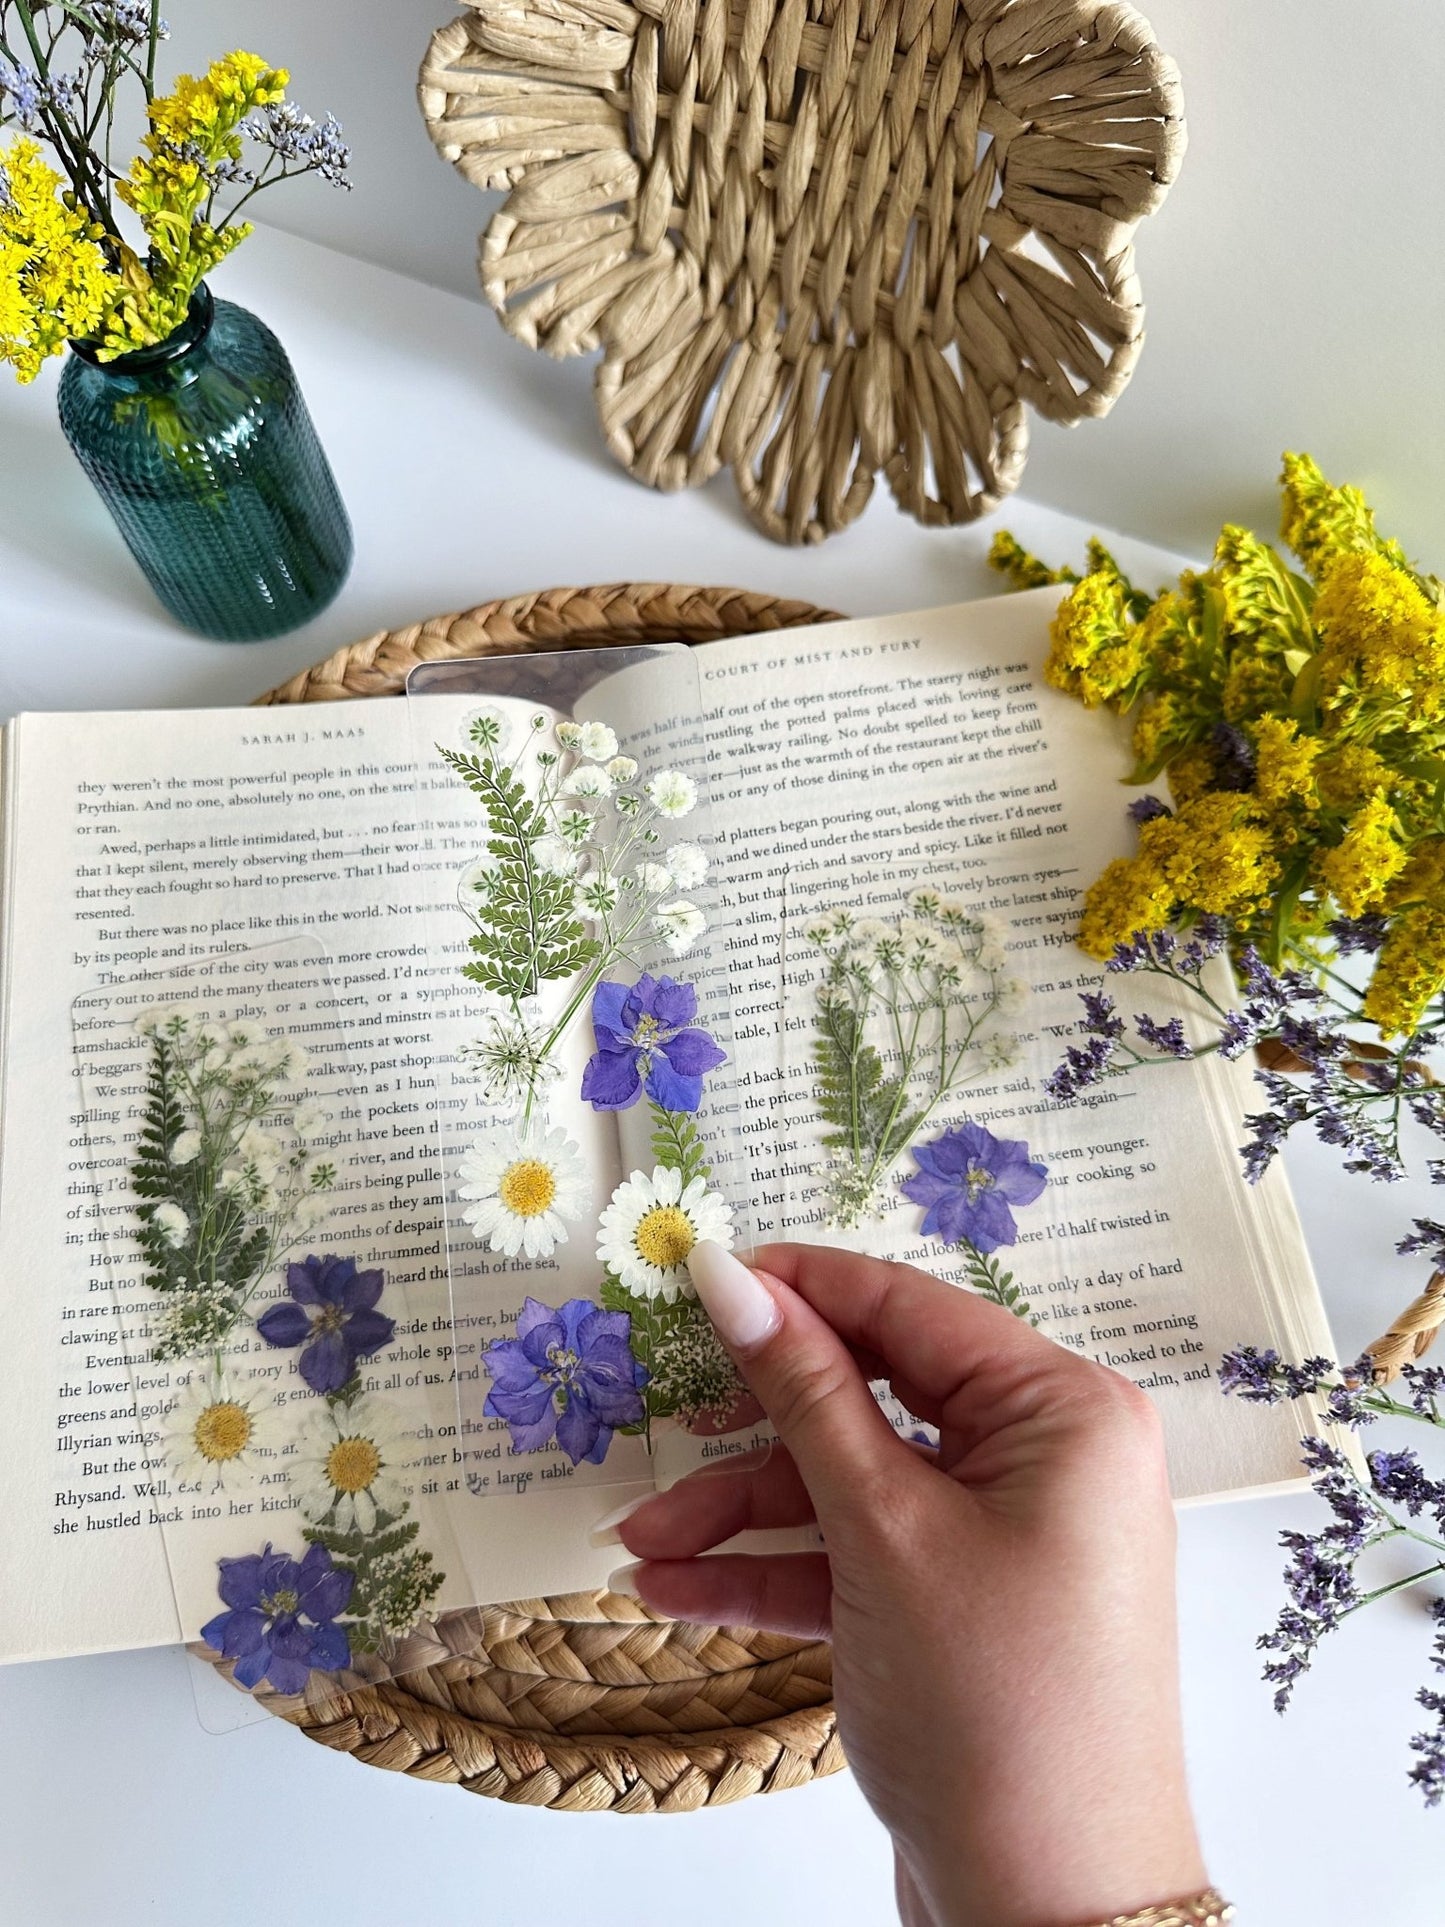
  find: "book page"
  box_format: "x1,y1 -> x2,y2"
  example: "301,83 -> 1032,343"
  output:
0,696 -> 634,1664
650,591 -> 1336,1501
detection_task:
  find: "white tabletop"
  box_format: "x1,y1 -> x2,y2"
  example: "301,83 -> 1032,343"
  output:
0,227 -> 1439,1926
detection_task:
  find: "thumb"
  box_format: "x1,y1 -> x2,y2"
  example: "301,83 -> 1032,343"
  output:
688,1241 -> 909,1522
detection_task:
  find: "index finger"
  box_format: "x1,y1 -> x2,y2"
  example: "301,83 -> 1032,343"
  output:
748,1241 -> 1074,1411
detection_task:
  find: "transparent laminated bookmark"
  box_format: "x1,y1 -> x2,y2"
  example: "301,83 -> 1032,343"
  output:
769,851 -> 1327,1494
405,643 -> 764,1513
71,938 -> 470,1731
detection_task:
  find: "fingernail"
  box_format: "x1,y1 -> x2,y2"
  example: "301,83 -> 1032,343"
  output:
588,1494 -> 652,1549
688,1242 -> 782,1353
607,1561 -> 644,1599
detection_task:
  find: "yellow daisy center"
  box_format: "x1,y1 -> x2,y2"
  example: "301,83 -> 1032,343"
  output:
326,1435 -> 381,1495
193,1400 -> 252,1463
499,1157 -> 557,1217
634,1203 -> 695,1270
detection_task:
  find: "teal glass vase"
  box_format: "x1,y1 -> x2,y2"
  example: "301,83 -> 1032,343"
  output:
58,286 -> 352,642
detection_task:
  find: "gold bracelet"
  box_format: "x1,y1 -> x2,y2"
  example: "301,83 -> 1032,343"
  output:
1074,1892 -> 1234,1927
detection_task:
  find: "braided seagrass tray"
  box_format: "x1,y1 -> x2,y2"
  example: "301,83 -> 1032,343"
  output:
232,582 -> 845,1813
419,0 -> 1185,543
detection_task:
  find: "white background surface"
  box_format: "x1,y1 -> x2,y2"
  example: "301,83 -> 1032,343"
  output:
1,219 -> 1444,1923
160,0 -> 1445,561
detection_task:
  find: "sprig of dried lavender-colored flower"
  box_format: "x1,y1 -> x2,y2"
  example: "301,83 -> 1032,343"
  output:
1221,1345 -> 1445,1802
1047,920 -> 1445,1187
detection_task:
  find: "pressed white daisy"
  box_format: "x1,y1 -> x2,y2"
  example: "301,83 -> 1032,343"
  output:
153,1200 -> 189,1247
597,1165 -> 733,1303
217,1165 -> 249,1195
561,764 -> 614,801
653,899 -> 706,955
606,755 -> 638,783
226,1019 -> 265,1050
646,769 -> 697,818
803,912 -> 838,946
555,720 -> 585,750
169,1130 -> 202,1165
635,861 -> 674,896
292,1394 -> 409,1534
816,981 -> 851,1010
665,842 -> 708,889
574,875 -> 619,917
936,900 -> 971,932
165,1374 -> 274,1490
576,720 -> 619,761
532,835 -> 579,877
557,809 -> 594,847
457,1123 -> 587,1258
908,887 -> 943,918
462,704 -> 508,755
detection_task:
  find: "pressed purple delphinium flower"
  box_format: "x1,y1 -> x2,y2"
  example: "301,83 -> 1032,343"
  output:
201,1542 -> 352,1693
581,974 -> 725,1114
256,1253 -> 394,1393
902,1123 -> 1047,1253
482,1296 -> 647,1466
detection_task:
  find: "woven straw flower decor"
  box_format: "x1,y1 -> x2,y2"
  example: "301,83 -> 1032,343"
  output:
419,0 -> 1184,542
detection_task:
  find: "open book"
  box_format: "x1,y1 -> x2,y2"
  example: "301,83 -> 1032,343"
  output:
0,589 -> 1337,1670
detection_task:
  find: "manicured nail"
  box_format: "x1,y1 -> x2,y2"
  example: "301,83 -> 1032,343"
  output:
607,1561 -> 644,1599
588,1494 -> 653,1549
688,1242 -> 782,1353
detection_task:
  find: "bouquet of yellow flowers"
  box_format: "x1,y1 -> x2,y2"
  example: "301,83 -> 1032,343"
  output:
993,456 -> 1445,1038
0,6 -> 349,381
995,469 -> 1445,1808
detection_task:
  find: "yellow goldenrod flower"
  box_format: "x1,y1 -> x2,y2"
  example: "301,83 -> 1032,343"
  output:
1279,451 -> 1409,579
1364,903 -> 1445,1038
1044,573 -> 1147,710
1313,550 -> 1445,724
1252,715 -> 1320,811
1149,794 -> 1279,921
1315,742 -> 1393,814
1131,691 -> 1194,782
0,141 -> 118,382
1312,794 -> 1405,916
988,531 -> 1073,594
1164,741 -> 1216,808
1214,524 -> 1312,649
1077,854 -> 1180,958
110,51 -> 288,353
1221,651 -> 1292,724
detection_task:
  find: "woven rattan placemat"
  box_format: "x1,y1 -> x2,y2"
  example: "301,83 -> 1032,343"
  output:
229,581 -> 845,1812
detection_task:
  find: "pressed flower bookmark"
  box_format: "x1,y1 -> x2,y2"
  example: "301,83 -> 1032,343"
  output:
420,647 -> 757,1499
74,943 -> 456,1718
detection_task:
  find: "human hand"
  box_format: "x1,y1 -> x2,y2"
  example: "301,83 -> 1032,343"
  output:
604,1243 -> 1208,1927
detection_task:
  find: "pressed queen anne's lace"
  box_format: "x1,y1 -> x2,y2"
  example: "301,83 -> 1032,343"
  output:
443,710 -> 713,1118
807,895 -> 1026,1226
129,1007 -> 339,1363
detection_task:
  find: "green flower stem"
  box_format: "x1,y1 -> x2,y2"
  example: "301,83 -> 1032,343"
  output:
857,971 -> 1008,1199
12,0 -> 120,238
